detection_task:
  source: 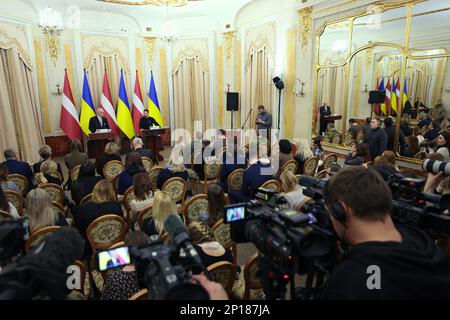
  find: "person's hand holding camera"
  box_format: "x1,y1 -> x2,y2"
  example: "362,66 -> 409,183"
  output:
192,274 -> 229,300
423,171 -> 444,194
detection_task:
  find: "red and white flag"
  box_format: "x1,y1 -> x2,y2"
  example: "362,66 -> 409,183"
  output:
60,69 -> 82,141
101,71 -> 119,136
132,71 -> 145,133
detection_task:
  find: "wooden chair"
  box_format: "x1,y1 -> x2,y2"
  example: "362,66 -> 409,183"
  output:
356,131 -> 364,142
74,260 -> 88,296
279,159 -> 298,175
323,153 -> 338,169
39,183 -> 64,206
54,172 -> 64,182
4,190 -> 24,216
51,201 -> 67,218
70,164 -> 82,183
343,132 -> 354,147
141,156 -> 154,174
211,219 -> 237,265
414,151 -> 427,160
196,160 -> 222,194
348,140 -> 356,147
109,241 -> 126,249
243,253 -> 264,300
207,261 -> 237,296
315,169 -> 328,180
25,226 -> 61,253
80,193 -> 93,205
103,160 -> 124,181
162,177 -> 188,204
182,194 -> 208,224
148,167 -> 163,191
322,136 -> 330,143
303,156 -> 319,176
128,289 -> 149,300
0,210 -> 12,220
332,134 -> 342,144
112,174 -> 120,192
86,215 -> 128,258
227,168 -> 244,192
7,174 -> 28,196
136,205 -> 153,230
122,186 -> 136,225
260,179 -> 280,192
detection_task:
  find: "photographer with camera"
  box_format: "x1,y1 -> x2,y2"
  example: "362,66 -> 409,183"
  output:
321,166 -> 450,299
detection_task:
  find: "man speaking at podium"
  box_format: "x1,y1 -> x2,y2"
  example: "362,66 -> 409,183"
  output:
89,107 -> 110,133
139,109 -> 159,131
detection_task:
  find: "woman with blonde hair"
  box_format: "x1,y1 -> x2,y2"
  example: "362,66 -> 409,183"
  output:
77,179 -> 123,239
280,171 -> 309,209
292,138 -> 314,174
25,188 -> 67,233
34,160 -> 63,186
96,142 -> 122,177
156,153 -> 189,191
141,191 -> 180,236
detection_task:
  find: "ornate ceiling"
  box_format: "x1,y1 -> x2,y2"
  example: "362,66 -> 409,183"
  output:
97,0 -> 200,7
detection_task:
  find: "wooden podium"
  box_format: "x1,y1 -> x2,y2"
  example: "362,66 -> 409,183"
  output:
141,128 -> 165,161
323,115 -> 343,123
87,131 -> 114,162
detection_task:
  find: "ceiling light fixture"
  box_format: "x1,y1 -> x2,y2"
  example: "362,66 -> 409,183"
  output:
160,3 -> 177,43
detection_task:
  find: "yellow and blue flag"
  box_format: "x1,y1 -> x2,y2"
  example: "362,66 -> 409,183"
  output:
117,70 -> 135,139
148,71 -> 164,127
403,79 -> 408,106
80,70 -> 96,135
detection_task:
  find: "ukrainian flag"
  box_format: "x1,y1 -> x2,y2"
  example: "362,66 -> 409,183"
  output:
148,71 -> 163,127
80,71 -> 96,135
403,79 -> 408,106
117,70 -> 135,139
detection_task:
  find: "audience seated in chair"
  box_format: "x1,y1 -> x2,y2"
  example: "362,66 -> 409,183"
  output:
280,171 -> 309,209
193,140 -> 212,181
25,188 -> 67,233
204,183 -> 225,227
132,137 -> 158,165
141,191 -> 181,237
344,143 -> 371,166
65,140 -> 89,171
0,164 -> 20,193
219,145 -> 246,192
33,145 -> 63,177
117,152 -> 146,195
130,173 -> 154,223
101,231 -> 147,300
96,142 -> 122,177
404,136 -> 420,158
156,154 -> 189,190
34,160 -> 63,187
71,162 -> 102,205
0,186 -> 19,218
275,139 -> 293,176
292,138 -> 314,174
2,148 -> 33,182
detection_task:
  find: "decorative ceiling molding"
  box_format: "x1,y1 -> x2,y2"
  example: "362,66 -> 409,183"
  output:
0,25 -> 32,69
97,0 -> 192,7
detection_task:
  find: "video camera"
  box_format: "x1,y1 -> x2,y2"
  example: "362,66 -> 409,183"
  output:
0,218 -> 30,267
97,215 -> 209,300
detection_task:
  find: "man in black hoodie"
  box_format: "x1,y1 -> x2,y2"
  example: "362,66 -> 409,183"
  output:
321,166 -> 450,299
383,117 -> 405,155
364,118 -> 387,160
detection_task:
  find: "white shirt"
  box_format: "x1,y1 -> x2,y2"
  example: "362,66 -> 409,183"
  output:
97,116 -> 103,127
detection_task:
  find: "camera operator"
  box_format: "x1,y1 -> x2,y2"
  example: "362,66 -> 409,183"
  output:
321,166 -> 450,299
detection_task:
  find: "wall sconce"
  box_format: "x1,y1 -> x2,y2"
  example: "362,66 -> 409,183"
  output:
52,84 -> 62,96
362,84 -> 368,93
294,79 -> 306,97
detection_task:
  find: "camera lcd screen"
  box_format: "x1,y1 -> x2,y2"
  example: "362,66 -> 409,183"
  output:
97,246 -> 131,272
224,204 -> 246,223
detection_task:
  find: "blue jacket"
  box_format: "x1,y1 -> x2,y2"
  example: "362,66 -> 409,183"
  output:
242,160 -> 274,198
156,167 -> 189,190
2,159 -> 33,180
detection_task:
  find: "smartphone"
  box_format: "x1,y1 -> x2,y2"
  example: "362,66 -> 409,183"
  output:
224,203 -> 246,224
97,246 -> 131,272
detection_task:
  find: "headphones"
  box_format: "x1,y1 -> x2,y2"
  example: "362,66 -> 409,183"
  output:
330,202 -> 347,227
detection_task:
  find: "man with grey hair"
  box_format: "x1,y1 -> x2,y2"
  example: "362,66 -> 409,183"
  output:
2,148 -> 33,180
132,137 -> 158,164
33,145 -> 63,176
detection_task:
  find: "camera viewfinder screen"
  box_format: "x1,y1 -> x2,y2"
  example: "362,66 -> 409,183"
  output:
225,205 -> 245,223
97,246 -> 131,272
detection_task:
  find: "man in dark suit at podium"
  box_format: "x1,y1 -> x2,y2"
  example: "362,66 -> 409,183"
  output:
319,102 -> 332,135
139,109 -> 159,131
89,108 -> 110,133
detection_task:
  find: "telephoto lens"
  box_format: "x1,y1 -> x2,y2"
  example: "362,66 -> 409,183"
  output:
422,159 -> 450,176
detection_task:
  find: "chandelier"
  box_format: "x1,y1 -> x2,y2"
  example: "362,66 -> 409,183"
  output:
160,4 -> 177,43
38,7 -> 64,36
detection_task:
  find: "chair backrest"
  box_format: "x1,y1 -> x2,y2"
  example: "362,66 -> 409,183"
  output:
122,186 -> 135,224
0,210 -> 12,220
4,190 -> 24,216
322,136 -> 330,143
136,205 -> 153,230
207,261 -> 237,295
303,156 -> 319,176
109,241 -> 126,249
73,260 -> 88,296
332,134 -> 342,144
103,160 -> 124,181
260,179 -> 280,192
211,219 -> 233,251
112,174 -> 120,192
162,177 -> 187,204
141,156 -> 154,173
70,164 -> 81,182
315,169 -> 328,180
343,132 -> 354,147
323,153 -> 338,169
191,150 -> 202,167
80,193 -> 92,205
204,160 -> 222,181
128,289 -> 148,300
280,159 -> 298,175
356,131 -> 364,142
227,168 -> 244,192
243,253 -> 264,300
348,140 -> 356,147
39,183 -> 64,206
148,167 -> 163,191
182,194 -> 208,224
25,226 -> 61,253
51,201 -> 67,217
86,214 -> 128,255
414,151 -> 427,160
7,174 -> 28,196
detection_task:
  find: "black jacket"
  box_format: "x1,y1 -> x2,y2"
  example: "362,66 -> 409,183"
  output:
76,201 -> 123,239
96,154 -> 122,177
71,176 -> 103,204
384,126 -> 405,154
33,161 -> 63,177
321,225 -> 450,299
135,148 -> 158,164
89,116 -> 110,133
364,127 -> 387,159
139,116 -> 159,130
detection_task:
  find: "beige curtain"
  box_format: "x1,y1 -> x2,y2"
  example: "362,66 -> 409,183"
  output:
86,54 -> 131,109
172,56 -> 210,133
0,48 -> 44,162
243,47 -> 273,130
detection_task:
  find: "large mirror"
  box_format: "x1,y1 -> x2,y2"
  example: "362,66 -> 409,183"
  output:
318,21 -> 351,66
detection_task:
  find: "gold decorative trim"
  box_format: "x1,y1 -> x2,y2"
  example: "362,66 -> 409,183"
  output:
299,7 -> 312,55
159,48 -> 169,126
136,47 -> 144,97
217,46 -> 223,128
365,47 -> 373,70
171,47 -> 209,75
352,57 -> 361,116
223,31 -> 235,65
33,40 -> 51,134
144,36 -> 157,66
235,41 -> 242,127
64,43 -> 77,108
284,29 -> 296,139
245,34 -> 273,71
83,38 -> 130,72
44,34 -> 61,67
98,0 -> 189,6
0,27 -> 32,69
